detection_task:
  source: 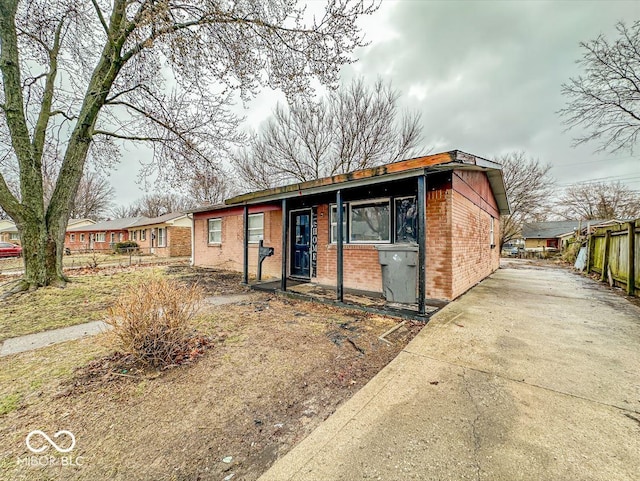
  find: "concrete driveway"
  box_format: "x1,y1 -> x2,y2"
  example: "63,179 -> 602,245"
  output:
259,260 -> 640,481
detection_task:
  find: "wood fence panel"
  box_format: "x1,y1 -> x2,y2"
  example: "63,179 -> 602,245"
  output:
592,235 -> 605,273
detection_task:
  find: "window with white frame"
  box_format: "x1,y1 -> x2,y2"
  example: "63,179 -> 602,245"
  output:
248,213 -> 264,242
208,218 -> 222,243
349,199 -> 390,243
329,204 -> 347,243
80,233 -> 85,242
140,229 -> 146,241
96,232 -> 106,242
132,230 -> 137,241
119,232 -> 124,242
70,234 -> 76,243
10,232 -> 19,241
157,227 -> 166,247
110,232 -> 115,243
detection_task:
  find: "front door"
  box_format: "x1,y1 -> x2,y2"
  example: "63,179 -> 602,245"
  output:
291,210 -> 311,278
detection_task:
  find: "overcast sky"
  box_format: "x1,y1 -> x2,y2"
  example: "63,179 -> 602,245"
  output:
110,0 -> 640,206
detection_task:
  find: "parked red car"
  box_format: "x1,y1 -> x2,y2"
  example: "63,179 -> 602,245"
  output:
0,242 -> 22,258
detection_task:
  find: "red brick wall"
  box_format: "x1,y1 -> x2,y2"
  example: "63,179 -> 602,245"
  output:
426,188 -> 452,300
168,226 -> 191,257
450,171 -> 501,299
193,206 -> 282,279
64,230 -> 129,252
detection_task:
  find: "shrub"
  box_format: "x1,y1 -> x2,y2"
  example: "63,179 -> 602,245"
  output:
562,241 -> 581,264
107,276 -> 203,367
114,241 -> 139,254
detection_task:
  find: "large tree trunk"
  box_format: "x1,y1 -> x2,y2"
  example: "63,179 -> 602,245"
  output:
16,215 -> 66,289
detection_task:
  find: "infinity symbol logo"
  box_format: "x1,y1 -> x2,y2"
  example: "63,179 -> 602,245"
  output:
26,430 -> 76,453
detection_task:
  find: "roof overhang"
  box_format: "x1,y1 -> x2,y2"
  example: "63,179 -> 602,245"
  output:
225,150 -> 510,215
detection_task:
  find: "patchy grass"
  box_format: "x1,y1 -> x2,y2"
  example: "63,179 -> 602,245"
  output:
0,266 -> 171,341
0,289 -> 422,481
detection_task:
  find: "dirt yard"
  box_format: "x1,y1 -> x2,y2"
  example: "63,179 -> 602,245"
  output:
0,267 -> 422,480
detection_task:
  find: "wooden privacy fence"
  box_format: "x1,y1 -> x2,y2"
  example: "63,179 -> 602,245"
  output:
587,219 -> 639,296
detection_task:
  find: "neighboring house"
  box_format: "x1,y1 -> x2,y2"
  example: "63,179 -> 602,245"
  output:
522,220 -> 606,251
0,220 -> 20,244
68,218 -> 96,229
127,213 -> 192,257
65,218 -> 142,252
189,150 -> 510,306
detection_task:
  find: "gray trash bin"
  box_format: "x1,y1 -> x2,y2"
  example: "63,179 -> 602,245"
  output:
376,244 -> 418,304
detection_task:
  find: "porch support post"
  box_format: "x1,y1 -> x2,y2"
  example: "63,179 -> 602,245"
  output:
417,174 -> 427,315
336,189 -> 344,302
242,205 -> 249,284
281,198 -> 288,291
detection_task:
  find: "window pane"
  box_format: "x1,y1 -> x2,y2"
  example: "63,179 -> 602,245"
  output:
208,219 -> 221,243
395,197 -> 418,243
248,214 -> 264,242
330,205 -> 347,243
350,201 -> 390,242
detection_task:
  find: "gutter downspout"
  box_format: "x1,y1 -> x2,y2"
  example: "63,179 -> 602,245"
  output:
188,213 -> 195,266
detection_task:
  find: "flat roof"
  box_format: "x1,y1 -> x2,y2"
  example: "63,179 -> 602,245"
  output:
221,150 -> 509,215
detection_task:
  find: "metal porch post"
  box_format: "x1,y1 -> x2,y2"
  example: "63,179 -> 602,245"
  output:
336,190 -> 344,302
417,174 -> 427,315
242,205 -> 249,284
281,198 -> 288,291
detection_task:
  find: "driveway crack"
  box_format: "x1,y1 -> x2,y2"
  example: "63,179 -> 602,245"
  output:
462,368 -> 482,481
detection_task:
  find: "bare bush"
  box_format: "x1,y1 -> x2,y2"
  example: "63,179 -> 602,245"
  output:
107,276 -> 203,368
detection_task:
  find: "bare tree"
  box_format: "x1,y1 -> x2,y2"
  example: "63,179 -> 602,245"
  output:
497,152 -> 556,248
186,166 -> 233,206
558,181 -> 640,220
0,0 -> 375,289
233,77 -> 424,190
113,193 -> 194,218
68,172 -> 115,220
560,21 -> 640,153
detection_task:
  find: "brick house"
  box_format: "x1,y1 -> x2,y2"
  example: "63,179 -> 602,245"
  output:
189,150 -> 509,309
65,217 -> 141,252
127,213 -> 192,257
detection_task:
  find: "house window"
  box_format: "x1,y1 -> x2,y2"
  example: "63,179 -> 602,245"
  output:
140,229 -> 146,241
330,205 -> 347,244
248,213 -> 264,243
395,196 -> 417,243
132,230 -> 137,241
70,234 -> 75,243
490,216 -> 495,247
96,233 -> 106,242
208,218 -> 222,244
80,233 -> 85,242
9,232 -> 19,241
157,227 -> 166,247
349,199 -> 390,243
119,233 -> 124,242
110,233 -> 115,243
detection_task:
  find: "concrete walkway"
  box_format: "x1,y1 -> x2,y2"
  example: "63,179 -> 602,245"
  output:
0,293 -> 254,357
259,261 -> 640,481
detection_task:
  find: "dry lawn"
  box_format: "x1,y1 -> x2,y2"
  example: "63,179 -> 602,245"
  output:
0,268 -> 422,481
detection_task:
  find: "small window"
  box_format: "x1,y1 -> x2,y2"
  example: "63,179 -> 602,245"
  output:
208,218 -> 222,244
96,233 -> 106,242
157,227 -> 166,247
9,233 -> 19,241
330,205 -> 348,244
248,213 -> 264,243
110,232 -> 115,243
119,232 -> 124,242
349,199 -> 390,243
70,234 -> 75,243
140,229 -> 146,241
395,196 -> 417,243
490,216 -> 495,247
80,233 -> 85,242
132,230 -> 137,241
